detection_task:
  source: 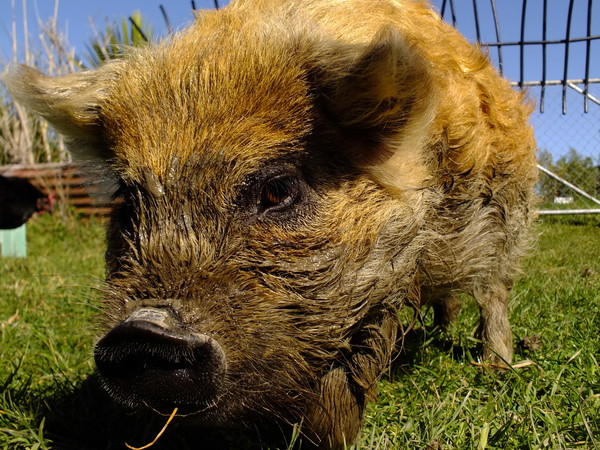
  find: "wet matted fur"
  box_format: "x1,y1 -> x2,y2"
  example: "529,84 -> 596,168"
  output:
3,0 -> 537,447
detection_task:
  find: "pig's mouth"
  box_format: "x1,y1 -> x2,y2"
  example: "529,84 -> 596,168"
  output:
94,307 -> 227,416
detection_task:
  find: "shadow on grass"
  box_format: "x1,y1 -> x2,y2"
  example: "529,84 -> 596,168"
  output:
391,325 -> 481,372
38,374 -> 300,450
36,327 -> 481,449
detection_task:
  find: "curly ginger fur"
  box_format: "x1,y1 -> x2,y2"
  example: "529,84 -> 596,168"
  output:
3,0 -> 537,447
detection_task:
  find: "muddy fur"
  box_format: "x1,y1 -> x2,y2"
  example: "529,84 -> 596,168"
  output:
2,0 -> 537,447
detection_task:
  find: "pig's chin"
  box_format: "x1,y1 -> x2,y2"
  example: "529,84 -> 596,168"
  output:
94,307 -> 227,416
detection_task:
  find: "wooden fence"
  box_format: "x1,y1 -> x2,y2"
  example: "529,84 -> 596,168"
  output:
0,162 -> 114,221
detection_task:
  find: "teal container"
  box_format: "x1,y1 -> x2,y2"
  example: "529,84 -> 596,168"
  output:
0,224 -> 27,257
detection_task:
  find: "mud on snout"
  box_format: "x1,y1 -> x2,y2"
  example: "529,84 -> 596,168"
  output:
94,302 -> 227,416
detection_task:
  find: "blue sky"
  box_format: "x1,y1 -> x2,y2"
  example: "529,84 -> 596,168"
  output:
0,0 -> 212,61
0,0 -> 598,159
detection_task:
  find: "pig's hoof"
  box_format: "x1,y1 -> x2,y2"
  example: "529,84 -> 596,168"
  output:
94,307 -> 226,414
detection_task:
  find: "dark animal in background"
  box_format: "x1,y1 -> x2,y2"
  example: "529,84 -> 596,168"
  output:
3,0 -> 538,447
0,175 -> 54,229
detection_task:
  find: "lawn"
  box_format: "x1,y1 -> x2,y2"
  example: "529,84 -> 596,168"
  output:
0,214 -> 598,449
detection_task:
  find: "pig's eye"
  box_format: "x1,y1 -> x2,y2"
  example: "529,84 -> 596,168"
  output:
258,175 -> 301,213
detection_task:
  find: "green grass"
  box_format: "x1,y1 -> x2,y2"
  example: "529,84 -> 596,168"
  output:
0,215 -> 105,449
1,214 -> 598,449
361,215 -> 600,449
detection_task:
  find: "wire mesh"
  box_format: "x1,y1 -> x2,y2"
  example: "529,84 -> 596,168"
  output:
435,0 -> 600,214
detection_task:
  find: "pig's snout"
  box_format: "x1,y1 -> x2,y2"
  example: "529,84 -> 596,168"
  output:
94,307 -> 226,413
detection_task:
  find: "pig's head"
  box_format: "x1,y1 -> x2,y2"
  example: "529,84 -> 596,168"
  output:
3,7 -> 438,437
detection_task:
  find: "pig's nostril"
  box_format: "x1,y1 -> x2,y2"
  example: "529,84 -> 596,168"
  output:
94,314 -> 226,410
116,354 -> 144,380
96,321 -> 200,373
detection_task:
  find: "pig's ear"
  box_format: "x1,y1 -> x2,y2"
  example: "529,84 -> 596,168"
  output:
317,26 -> 438,190
2,64 -> 118,160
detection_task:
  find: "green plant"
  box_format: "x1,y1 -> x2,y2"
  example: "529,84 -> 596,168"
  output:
84,11 -> 153,68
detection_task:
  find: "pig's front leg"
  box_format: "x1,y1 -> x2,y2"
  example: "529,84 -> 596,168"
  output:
305,313 -> 398,449
475,282 -> 513,364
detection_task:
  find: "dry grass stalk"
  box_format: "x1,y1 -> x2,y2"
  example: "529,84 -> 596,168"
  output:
125,407 -> 179,450
1,0 -> 77,165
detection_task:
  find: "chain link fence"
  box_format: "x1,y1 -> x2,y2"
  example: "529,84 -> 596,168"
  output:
435,0 -> 600,214
529,85 -> 600,213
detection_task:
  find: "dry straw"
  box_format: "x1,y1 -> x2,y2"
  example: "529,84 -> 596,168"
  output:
1,0 -> 78,165
125,407 -> 179,450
